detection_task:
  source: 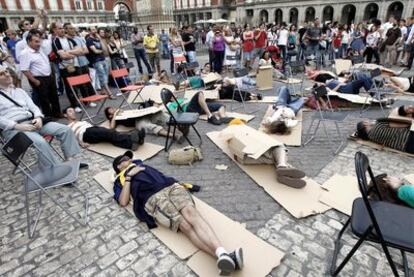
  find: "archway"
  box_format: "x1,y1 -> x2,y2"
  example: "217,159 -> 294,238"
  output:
387,1 -> 404,20
363,3 -> 379,21
341,4 -> 356,25
113,2 -> 131,22
322,6 -> 334,23
274,9 -> 283,25
305,7 -> 315,23
289,8 -> 298,25
260,10 -> 269,23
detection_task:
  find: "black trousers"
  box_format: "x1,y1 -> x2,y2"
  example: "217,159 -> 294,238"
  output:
60,66 -> 95,108
363,47 -> 380,64
30,75 -> 61,117
83,127 -> 133,149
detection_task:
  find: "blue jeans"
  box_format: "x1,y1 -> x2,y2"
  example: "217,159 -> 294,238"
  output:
240,76 -> 256,90
276,86 -> 304,114
307,43 -> 321,61
93,60 -> 109,90
133,48 -> 152,74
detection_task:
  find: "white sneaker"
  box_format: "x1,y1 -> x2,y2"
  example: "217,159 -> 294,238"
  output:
88,102 -> 97,108
74,107 -> 82,113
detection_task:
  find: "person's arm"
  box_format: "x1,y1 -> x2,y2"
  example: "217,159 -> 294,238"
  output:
398,185 -> 414,208
118,178 -> 132,207
107,44 -> 117,55
109,109 -> 120,129
385,83 -> 404,93
22,71 -> 41,87
88,44 -> 102,54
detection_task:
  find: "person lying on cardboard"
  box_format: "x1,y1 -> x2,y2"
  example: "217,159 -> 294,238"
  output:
63,107 -> 146,150
112,150 -> 244,275
324,72 -> 373,95
397,105 -> 414,118
214,77 -> 263,102
369,174 -> 414,209
385,76 -> 414,93
222,125 -> 306,188
104,106 -> 184,142
262,86 -> 304,134
166,90 -> 230,125
355,118 -> 414,154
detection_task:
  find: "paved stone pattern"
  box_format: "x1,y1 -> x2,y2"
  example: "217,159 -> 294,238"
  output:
1,56 -> 414,276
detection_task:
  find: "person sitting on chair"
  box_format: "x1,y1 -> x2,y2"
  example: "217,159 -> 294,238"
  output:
166,90 -> 229,125
0,66 -> 86,168
262,86 -> 304,134
104,106 -> 184,142
355,118 -> 414,154
63,107 -> 146,150
112,150 -> 244,275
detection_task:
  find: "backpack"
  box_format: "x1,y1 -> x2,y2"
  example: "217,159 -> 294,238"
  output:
168,146 -> 203,165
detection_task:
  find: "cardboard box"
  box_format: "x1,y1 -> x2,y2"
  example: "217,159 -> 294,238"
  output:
256,65 -> 273,91
115,106 -> 163,120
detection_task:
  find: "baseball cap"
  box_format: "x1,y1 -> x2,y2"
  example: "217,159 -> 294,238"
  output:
112,150 -> 133,174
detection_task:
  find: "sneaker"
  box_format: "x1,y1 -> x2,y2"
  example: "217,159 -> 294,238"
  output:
131,142 -> 139,151
74,107 -> 82,113
88,102 -> 97,108
217,254 -> 235,274
220,117 -> 234,124
130,130 -> 140,144
277,175 -> 306,189
257,93 -> 263,100
228,248 -> 244,270
138,129 -> 146,145
276,166 -> 306,179
208,116 -> 222,125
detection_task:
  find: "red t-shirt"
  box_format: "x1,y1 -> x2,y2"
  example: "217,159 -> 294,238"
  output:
254,30 -> 267,49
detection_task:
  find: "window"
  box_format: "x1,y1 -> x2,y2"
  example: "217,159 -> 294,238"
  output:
87,1 -> 94,10
75,1 -> 82,10
98,1 -> 104,10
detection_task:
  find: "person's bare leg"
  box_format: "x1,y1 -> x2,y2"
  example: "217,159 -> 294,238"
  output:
181,206 -> 222,255
217,106 -> 226,118
179,218 -> 216,256
157,128 -> 183,141
197,92 -> 213,118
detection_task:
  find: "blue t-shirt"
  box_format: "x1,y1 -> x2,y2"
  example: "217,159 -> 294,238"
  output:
86,36 -> 105,64
73,36 -> 90,67
113,160 -> 177,228
7,38 -> 20,62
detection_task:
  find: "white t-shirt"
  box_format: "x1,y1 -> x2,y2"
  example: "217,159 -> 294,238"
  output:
366,31 -> 381,47
68,121 -> 92,143
263,107 -> 298,128
277,29 -> 289,46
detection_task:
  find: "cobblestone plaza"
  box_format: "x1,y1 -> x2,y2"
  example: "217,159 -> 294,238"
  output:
1,54 -> 414,276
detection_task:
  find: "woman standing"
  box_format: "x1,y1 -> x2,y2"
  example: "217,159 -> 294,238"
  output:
242,24 -> 255,69
212,29 -> 226,74
223,27 -> 239,70
277,23 -> 289,62
287,25 -> 298,62
169,26 -> 185,73
108,34 -> 125,69
341,24 -> 351,58
350,23 -> 366,55
364,25 -> 381,64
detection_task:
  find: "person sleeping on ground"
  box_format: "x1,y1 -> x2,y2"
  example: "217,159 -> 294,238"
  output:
324,72 -> 373,94
104,106 -> 184,142
213,78 -> 263,102
306,68 -> 337,83
112,150 -> 244,275
355,118 -> 414,154
385,76 -> 414,93
397,105 -> 414,118
262,86 -> 304,134
63,107 -> 146,150
369,175 -> 414,209
223,127 -> 307,188
166,90 -> 231,125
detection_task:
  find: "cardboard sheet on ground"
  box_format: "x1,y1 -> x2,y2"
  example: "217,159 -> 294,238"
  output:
259,105 -> 302,146
328,90 -> 373,105
184,89 -> 219,100
93,170 -> 198,259
127,84 -> 175,104
88,142 -> 163,159
349,136 -> 414,158
199,112 -> 255,122
218,96 -> 278,104
94,170 -> 285,276
335,59 -> 352,74
202,72 -> 222,84
99,121 -> 135,132
207,126 -> 330,218
115,107 -> 163,120
319,174 -> 360,216
187,198 -> 284,277
276,78 -> 302,84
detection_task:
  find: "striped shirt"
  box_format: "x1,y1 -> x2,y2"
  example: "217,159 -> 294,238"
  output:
68,121 -> 92,143
368,121 -> 410,152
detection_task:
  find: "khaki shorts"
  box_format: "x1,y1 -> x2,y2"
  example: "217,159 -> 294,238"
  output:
144,183 -> 194,232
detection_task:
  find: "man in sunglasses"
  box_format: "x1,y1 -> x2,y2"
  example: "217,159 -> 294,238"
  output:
0,65 -> 86,168
112,151 -> 244,275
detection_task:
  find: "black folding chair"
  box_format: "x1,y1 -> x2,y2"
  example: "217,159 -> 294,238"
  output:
161,88 -> 202,151
231,68 -> 254,113
285,60 -> 306,96
303,85 -> 346,155
1,132 -> 89,238
330,151 -> 414,276
360,68 -> 390,116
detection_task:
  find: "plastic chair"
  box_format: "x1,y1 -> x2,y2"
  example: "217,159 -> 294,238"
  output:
330,151 -> 414,276
111,68 -> 144,109
303,85 -> 346,155
66,74 -> 108,124
160,88 -> 202,151
1,132 -> 89,238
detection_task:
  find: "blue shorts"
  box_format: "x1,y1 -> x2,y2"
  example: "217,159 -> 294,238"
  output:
186,92 -> 223,114
94,60 -> 109,88
244,51 -> 253,61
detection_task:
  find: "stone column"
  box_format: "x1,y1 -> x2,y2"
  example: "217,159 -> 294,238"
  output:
315,5 -> 323,21
354,2 -> 365,24
282,7 -> 289,24
402,0 -> 412,19
297,6 -> 306,26
377,1 -> 387,21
